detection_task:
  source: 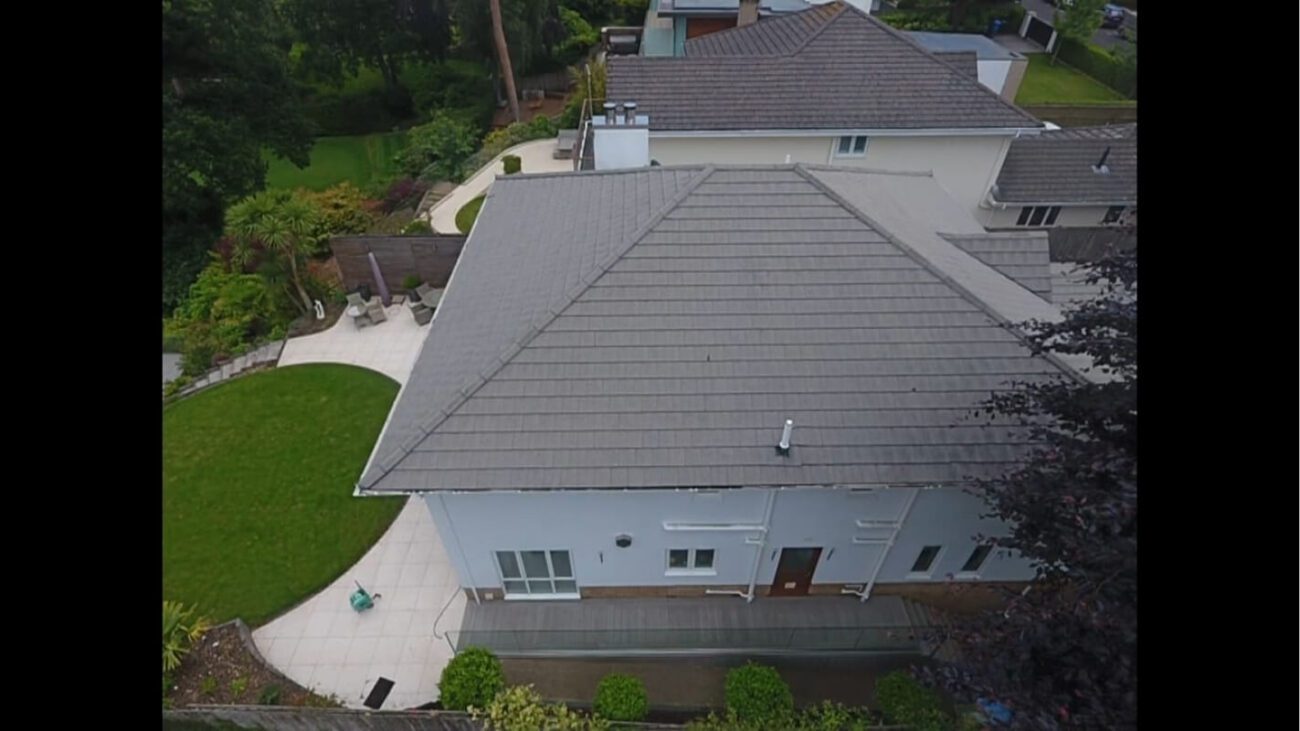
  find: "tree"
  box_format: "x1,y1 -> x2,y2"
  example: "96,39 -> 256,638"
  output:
921,250 -> 1137,729
225,191 -> 326,315
451,0 -> 554,82
1051,0 -> 1106,64
490,0 -> 521,123
282,0 -> 452,94
163,0 -> 313,313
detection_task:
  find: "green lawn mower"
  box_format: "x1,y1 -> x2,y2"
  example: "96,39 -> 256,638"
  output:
350,581 -> 381,612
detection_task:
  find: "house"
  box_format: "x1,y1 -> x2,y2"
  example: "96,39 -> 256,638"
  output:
355,163 -> 1092,611
598,2 -> 1044,219
639,0 -> 879,56
983,123 -> 1137,230
905,31 -> 1028,103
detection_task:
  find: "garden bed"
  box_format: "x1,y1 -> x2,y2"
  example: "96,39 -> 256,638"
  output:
168,621 -> 340,709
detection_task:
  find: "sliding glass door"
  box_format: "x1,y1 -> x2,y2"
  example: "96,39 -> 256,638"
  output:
494,550 -> 578,598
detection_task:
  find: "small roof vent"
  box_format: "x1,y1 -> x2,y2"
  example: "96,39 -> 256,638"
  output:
775,419 -> 794,456
1092,146 -> 1112,174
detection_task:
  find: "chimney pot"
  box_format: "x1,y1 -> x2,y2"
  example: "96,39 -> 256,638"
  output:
624,101 -> 637,125
603,102 -> 616,125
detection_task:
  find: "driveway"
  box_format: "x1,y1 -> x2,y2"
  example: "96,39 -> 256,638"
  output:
427,138 -> 574,234
1018,0 -> 1135,50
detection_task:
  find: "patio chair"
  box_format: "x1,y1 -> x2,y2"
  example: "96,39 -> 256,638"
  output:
346,292 -> 366,309
365,299 -> 387,324
411,304 -> 434,326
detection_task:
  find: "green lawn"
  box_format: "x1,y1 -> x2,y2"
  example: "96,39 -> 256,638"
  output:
163,364 -> 404,626
456,194 -> 486,234
266,133 -> 408,191
1015,53 -> 1128,105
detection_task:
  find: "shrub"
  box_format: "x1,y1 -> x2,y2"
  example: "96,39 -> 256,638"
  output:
464,115 -> 559,174
200,676 -> 218,696
559,60 -> 606,128
455,194 -> 486,234
304,88 -> 412,136
875,671 -> 953,731
475,684 -> 609,731
402,274 -> 423,290
301,182 -> 379,236
555,7 -> 600,66
259,684 -> 282,705
230,676 -> 249,698
792,701 -> 876,731
379,177 -> 431,214
502,155 -> 522,175
170,261 -> 293,376
162,601 -> 211,674
724,662 -> 793,723
403,59 -> 496,132
399,111 -> 482,182
592,673 -> 648,722
439,646 -> 506,711
1056,38 -> 1137,98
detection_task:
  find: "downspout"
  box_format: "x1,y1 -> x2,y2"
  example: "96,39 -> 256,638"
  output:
436,493 -> 481,605
705,487 -> 777,602
841,487 -> 923,602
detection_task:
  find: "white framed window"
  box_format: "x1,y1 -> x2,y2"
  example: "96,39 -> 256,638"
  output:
834,135 -> 868,158
494,549 -> 578,598
908,545 -> 943,577
1015,205 -> 1061,227
955,545 -> 993,577
1102,205 -> 1126,224
666,548 -> 716,575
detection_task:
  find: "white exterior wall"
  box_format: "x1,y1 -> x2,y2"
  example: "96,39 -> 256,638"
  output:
980,204 -> 1122,229
977,59 -> 1011,96
424,486 -> 1033,596
650,134 -> 1011,218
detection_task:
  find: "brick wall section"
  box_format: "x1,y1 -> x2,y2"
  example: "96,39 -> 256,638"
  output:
330,235 -> 467,295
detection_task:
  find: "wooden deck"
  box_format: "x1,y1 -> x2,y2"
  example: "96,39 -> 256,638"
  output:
449,595 -> 931,655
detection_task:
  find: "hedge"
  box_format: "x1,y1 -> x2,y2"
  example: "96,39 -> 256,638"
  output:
1055,38 -> 1137,98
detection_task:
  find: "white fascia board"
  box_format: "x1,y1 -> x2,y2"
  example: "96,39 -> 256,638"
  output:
651,127 -> 1044,139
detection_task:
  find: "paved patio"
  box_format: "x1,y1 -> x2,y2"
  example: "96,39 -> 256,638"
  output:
253,498 -> 467,710
428,138 -> 574,234
277,302 -> 431,384
254,299 -> 466,709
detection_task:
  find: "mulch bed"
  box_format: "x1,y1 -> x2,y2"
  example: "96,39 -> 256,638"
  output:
287,299 -> 345,338
168,622 -> 339,709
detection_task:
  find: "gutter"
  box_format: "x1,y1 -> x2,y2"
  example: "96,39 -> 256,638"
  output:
650,126 -> 1044,139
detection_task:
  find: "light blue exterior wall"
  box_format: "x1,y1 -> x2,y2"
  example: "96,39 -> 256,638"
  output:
424,485 -> 1033,596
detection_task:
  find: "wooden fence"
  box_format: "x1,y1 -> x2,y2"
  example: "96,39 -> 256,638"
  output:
331,235 -> 467,295
1023,103 -> 1138,128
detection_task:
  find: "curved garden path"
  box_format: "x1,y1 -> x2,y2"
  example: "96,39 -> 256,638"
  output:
255,305 -> 467,710
427,138 -> 574,234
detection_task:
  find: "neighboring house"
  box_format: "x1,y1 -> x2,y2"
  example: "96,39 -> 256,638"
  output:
640,0 -> 822,57
906,31 -> 1028,103
599,2 -> 1044,219
983,123 -> 1137,230
356,163 -> 1088,608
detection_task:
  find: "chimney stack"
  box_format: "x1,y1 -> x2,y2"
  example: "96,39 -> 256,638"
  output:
738,0 -> 759,27
623,101 -> 637,125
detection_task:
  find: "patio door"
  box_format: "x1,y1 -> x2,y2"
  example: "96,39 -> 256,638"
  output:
769,547 -> 822,597
495,550 -> 579,599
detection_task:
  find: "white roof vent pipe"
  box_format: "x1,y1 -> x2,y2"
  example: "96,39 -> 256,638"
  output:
776,419 -> 794,456
623,101 -> 637,125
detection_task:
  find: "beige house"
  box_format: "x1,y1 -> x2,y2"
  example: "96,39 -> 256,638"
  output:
597,2 -> 1045,219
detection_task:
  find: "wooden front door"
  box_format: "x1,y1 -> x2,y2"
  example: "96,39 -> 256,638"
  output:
769,547 -> 822,597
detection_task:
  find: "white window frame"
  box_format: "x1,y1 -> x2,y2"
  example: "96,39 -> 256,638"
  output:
665,548 -> 717,576
954,544 -> 994,579
1015,205 -> 1062,228
906,545 -> 944,579
494,549 -> 580,600
832,135 -> 869,159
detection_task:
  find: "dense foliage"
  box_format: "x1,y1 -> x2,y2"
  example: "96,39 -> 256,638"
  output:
302,182 -> 379,234
724,662 -> 794,724
879,0 -> 1022,34
476,685 -> 610,731
1055,37 -> 1136,98
163,0 -> 313,313
687,702 -> 877,731
465,115 -> 558,172
438,647 -> 506,711
592,673 -> 648,722
922,251 -> 1138,730
875,672 -> 953,731
168,262 -> 293,376
399,111 -> 481,181
451,0 -> 559,78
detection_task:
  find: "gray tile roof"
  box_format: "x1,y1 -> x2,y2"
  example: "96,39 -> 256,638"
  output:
611,2 -> 1041,131
358,164 -> 1078,494
932,51 -> 978,80
994,123 -> 1137,204
941,232 -> 1051,298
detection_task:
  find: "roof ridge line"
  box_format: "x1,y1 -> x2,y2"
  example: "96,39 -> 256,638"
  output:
858,12 -> 1042,129
358,166 -> 718,490
785,0 -> 850,56
792,165 -> 1087,385
497,165 -> 707,181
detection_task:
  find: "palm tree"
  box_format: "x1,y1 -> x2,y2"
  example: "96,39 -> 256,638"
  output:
226,192 -> 320,315
489,0 -> 521,123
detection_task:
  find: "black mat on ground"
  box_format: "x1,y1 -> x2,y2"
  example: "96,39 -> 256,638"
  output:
364,677 -> 395,709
